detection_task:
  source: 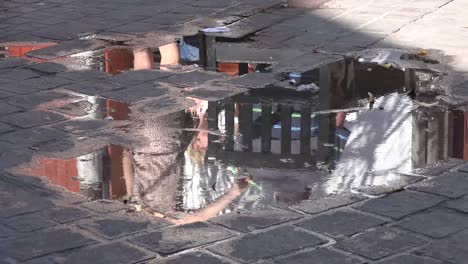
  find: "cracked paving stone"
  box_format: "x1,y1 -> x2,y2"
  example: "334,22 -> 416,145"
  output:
291,193 -> 366,214
24,62 -> 67,74
79,213 -> 168,239
444,194 -> 468,213
210,208 -> 302,233
0,110 -> 67,128
3,213 -> 56,232
0,76 -> 71,94
207,226 -> 327,263
374,254 -> 444,264
409,172 -> 468,198
354,190 -> 445,219
42,206 -> 92,223
416,229 -> 468,264
26,242 -> 150,264
110,69 -> 173,85
296,210 -> 386,237
0,228 -> 96,261
64,79 -> 124,94
0,122 -> 14,134
157,252 -> 234,264
396,207 -> 468,238
334,227 -> 426,261
0,68 -> 41,81
275,248 -> 363,264
0,127 -> 68,146
0,58 -> 29,69
79,200 -> 128,214
130,221 -> 234,256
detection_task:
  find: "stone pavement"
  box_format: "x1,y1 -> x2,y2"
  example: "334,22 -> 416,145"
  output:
1,0 -> 468,263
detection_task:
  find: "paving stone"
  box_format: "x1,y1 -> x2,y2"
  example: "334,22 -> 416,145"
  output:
140,12 -> 197,26
130,95 -> 196,118
275,248 -> 363,264
396,207 -> 468,238
26,39 -> 108,60
296,210 -> 386,237
64,79 -> 123,94
417,229 -> 468,264
0,127 -> 68,146
110,69 -> 173,85
101,82 -> 170,102
80,213 -> 168,239
0,122 -> 14,134
0,224 -> 15,239
158,252 -> 233,264
375,254 -> 444,264
0,110 -> 66,128
459,163 -> 468,173
355,190 -> 445,219
444,194 -> 468,213
291,193 -> 365,214
0,228 -> 96,261
24,62 -> 67,74
0,68 -> 41,81
409,172 -> 468,198
223,72 -> 281,89
57,70 -> 108,81
43,206 -> 92,223
79,200 -> 128,213
210,209 -> 302,233
183,82 -> 248,101
0,58 -> 29,69
207,226 -> 327,262
161,71 -> 226,87
131,221 -> 235,255
110,22 -> 167,35
52,119 -> 121,135
334,227 -> 426,261
0,149 -> 35,170
0,89 -> 15,99
0,76 -> 71,94
3,213 -> 56,232
8,91 -> 78,109
27,242 -> 150,264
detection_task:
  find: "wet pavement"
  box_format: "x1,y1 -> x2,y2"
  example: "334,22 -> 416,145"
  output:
1,0 -> 468,263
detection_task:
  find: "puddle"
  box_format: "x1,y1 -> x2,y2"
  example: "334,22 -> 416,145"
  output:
3,41 -> 467,223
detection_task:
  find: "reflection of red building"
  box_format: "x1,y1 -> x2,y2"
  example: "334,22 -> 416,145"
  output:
4,43 -> 56,62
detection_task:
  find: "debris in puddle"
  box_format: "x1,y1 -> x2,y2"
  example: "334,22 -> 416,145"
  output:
296,83 -> 320,92
201,27 -> 230,33
368,92 -> 375,109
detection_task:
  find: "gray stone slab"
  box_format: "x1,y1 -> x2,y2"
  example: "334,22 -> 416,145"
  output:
0,88 -> 14,99
80,213 -> 168,239
93,32 -> 136,43
0,122 -> 14,134
161,71 -> 226,87
355,190 -> 445,219
0,127 -> 68,146
24,62 -> 67,74
0,58 -> 29,69
64,79 -> 123,94
52,120 -> 122,135
130,221 -> 234,255
26,39 -> 108,60
275,248 -> 363,264
223,72 -> 282,89
182,82 -> 248,101
210,209 -> 302,233
110,69 -> 173,85
0,76 -> 71,94
0,110 -> 66,128
208,225 -> 327,262
0,68 -> 41,81
444,194 -> 468,213
158,252 -> 233,264
271,52 -> 344,73
130,95 -> 196,118
79,200 -> 128,214
375,254 -> 443,264
396,207 -> 468,238
140,12 -> 197,26
334,227 -> 426,260
3,213 -> 56,232
296,210 -> 386,237
417,229 -> 468,264
0,228 -> 96,261
8,91 -> 78,109
0,149 -> 35,170
57,70 -> 108,81
291,193 -> 366,214
109,22 -> 167,35
101,82 -> 170,103
409,172 -> 468,198
43,206 -> 92,224
0,102 -> 23,116
215,42 -> 304,64
0,224 -> 15,239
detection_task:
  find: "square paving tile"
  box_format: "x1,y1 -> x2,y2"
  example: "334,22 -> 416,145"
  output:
207,226 -> 327,263
275,248 -> 363,264
57,70 -> 108,81
0,127 -> 68,145
0,76 -> 71,94
354,190 -> 445,219
396,207 -> 468,238
444,194 -> 468,213
0,228 -> 96,261
0,110 -> 66,128
101,82 -> 169,102
210,209 -> 302,233
161,71 -> 226,87
130,221 -> 235,256
24,62 -> 67,74
296,210 -> 386,237
334,227 -> 426,260
3,213 -> 56,232
43,206 -> 92,223
409,172 -> 468,198
0,58 -> 29,69
291,193 -> 366,214
416,229 -> 468,264
0,68 -> 41,81
374,254 -> 444,264
157,252 -> 234,264
64,79 -> 123,94
79,200 -> 128,214
110,69 -> 173,85
8,91 -> 77,109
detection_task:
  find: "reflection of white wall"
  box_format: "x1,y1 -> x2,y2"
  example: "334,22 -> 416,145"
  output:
77,151 -> 103,185
326,93 -> 412,194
